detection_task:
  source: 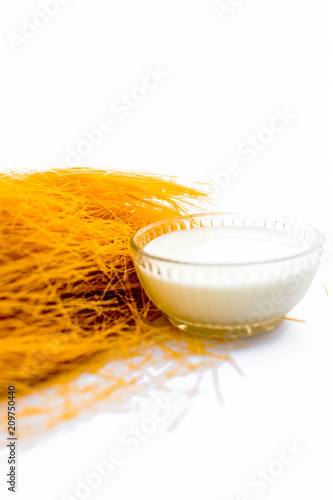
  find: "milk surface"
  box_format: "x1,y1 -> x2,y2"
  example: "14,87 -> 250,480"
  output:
144,226 -> 308,264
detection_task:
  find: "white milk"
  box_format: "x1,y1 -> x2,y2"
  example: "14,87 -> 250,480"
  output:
144,226 -> 307,264
136,226 -> 318,330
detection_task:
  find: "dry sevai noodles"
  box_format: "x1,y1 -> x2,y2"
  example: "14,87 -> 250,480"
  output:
0,168 -> 233,432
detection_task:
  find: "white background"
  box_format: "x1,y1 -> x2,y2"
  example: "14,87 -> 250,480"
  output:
0,0 -> 333,499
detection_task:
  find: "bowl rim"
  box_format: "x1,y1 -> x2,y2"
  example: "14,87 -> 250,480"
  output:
129,211 -> 325,267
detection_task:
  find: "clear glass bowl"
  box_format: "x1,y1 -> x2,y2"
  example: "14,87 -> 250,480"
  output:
130,212 -> 324,340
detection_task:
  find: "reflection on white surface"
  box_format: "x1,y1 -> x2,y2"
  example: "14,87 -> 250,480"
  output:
0,267 -> 332,499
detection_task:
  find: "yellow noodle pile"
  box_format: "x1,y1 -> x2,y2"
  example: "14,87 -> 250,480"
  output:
0,168 -> 233,432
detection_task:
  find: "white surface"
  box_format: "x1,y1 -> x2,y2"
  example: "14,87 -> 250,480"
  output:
0,0 -> 333,499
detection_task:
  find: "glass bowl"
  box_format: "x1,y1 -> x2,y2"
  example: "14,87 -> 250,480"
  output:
130,212 -> 324,340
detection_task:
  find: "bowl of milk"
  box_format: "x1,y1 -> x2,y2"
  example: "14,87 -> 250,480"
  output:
130,213 -> 324,340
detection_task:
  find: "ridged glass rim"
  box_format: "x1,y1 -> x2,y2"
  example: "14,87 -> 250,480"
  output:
130,212 -> 325,267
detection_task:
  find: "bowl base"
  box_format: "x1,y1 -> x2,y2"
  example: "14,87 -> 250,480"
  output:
167,315 -> 285,341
